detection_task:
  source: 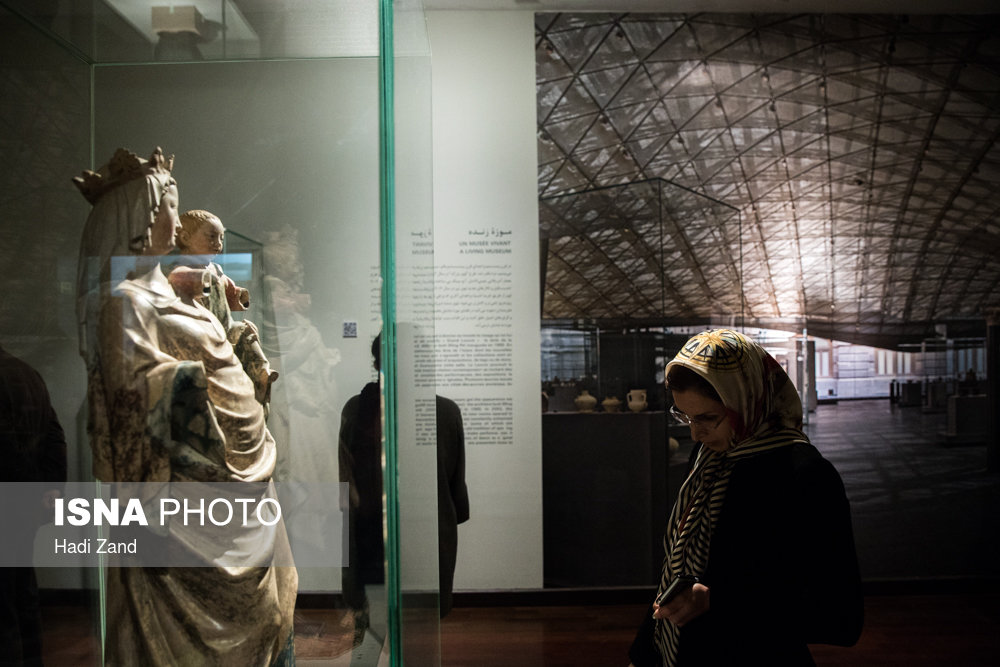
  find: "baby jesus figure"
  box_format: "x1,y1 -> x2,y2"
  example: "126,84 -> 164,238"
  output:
168,210 -> 279,413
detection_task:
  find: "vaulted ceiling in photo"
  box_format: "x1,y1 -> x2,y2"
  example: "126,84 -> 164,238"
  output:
536,12 -> 1000,348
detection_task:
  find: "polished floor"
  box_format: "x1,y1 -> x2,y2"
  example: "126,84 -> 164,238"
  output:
36,398 -> 1000,664
437,594 -> 1000,666
803,398 -> 1000,580
39,593 -> 1000,665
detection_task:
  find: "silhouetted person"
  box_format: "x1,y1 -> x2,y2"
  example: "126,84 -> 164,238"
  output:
339,335 -> 470,638
960,368 -> 979,395
339,336 -> 385,647
0,344 -> 67,666
435,394 -> 469,618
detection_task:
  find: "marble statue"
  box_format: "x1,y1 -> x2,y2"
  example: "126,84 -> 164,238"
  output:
74,147 -> 297,666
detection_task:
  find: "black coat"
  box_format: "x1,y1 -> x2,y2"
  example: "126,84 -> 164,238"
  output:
339,386 -> 470,616
339,382 -> 385,610
630,442 -> 863,666
436,395 -> 470,617
0,346 -> 66,484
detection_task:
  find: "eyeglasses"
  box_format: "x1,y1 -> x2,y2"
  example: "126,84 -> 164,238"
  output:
669,405 -> 726,430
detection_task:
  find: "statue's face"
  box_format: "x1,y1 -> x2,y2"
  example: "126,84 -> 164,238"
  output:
183,215 -> 225,257
147,183 -> 180,256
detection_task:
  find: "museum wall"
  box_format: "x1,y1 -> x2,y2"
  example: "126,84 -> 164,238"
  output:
427,10 -> 544,590
91,57 -> 382,592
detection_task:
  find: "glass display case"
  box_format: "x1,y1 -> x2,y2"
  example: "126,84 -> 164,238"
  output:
0,0 -> 439,664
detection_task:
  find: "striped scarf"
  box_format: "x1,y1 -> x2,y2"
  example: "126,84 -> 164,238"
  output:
652,330 -> 808,665
652,428 -> 808,664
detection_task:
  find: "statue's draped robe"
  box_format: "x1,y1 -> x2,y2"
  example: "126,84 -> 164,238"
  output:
88,269 -> 296,666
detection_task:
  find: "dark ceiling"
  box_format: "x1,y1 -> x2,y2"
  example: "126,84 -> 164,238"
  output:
536,13 -> 1000,348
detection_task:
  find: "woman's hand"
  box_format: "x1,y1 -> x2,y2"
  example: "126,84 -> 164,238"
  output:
653,583 -> 710,627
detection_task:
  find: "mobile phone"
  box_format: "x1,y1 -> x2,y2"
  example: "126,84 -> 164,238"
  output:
655,574 -> 699,606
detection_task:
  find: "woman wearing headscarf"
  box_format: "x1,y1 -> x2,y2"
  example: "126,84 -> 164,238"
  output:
629,329 -> 863,666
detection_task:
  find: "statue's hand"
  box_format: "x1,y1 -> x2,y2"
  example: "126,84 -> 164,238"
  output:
225,276 -> 250,311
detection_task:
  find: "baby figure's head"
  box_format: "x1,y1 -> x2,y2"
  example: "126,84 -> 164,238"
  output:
178,209 -> 225,258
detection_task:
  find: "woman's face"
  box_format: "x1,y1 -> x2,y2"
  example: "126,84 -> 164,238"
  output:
146,183 -> 180,256
671,388 -> 734,452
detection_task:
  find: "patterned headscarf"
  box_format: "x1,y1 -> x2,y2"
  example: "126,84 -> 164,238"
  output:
653,329 -> 808,665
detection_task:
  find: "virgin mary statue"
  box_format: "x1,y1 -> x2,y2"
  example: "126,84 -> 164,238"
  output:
74,147 -> 297,666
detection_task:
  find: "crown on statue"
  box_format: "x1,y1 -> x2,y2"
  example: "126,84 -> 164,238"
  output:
73,147 -> 175,205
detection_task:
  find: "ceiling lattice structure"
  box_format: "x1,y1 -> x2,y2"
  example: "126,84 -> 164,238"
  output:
536,12 -> 1000,348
